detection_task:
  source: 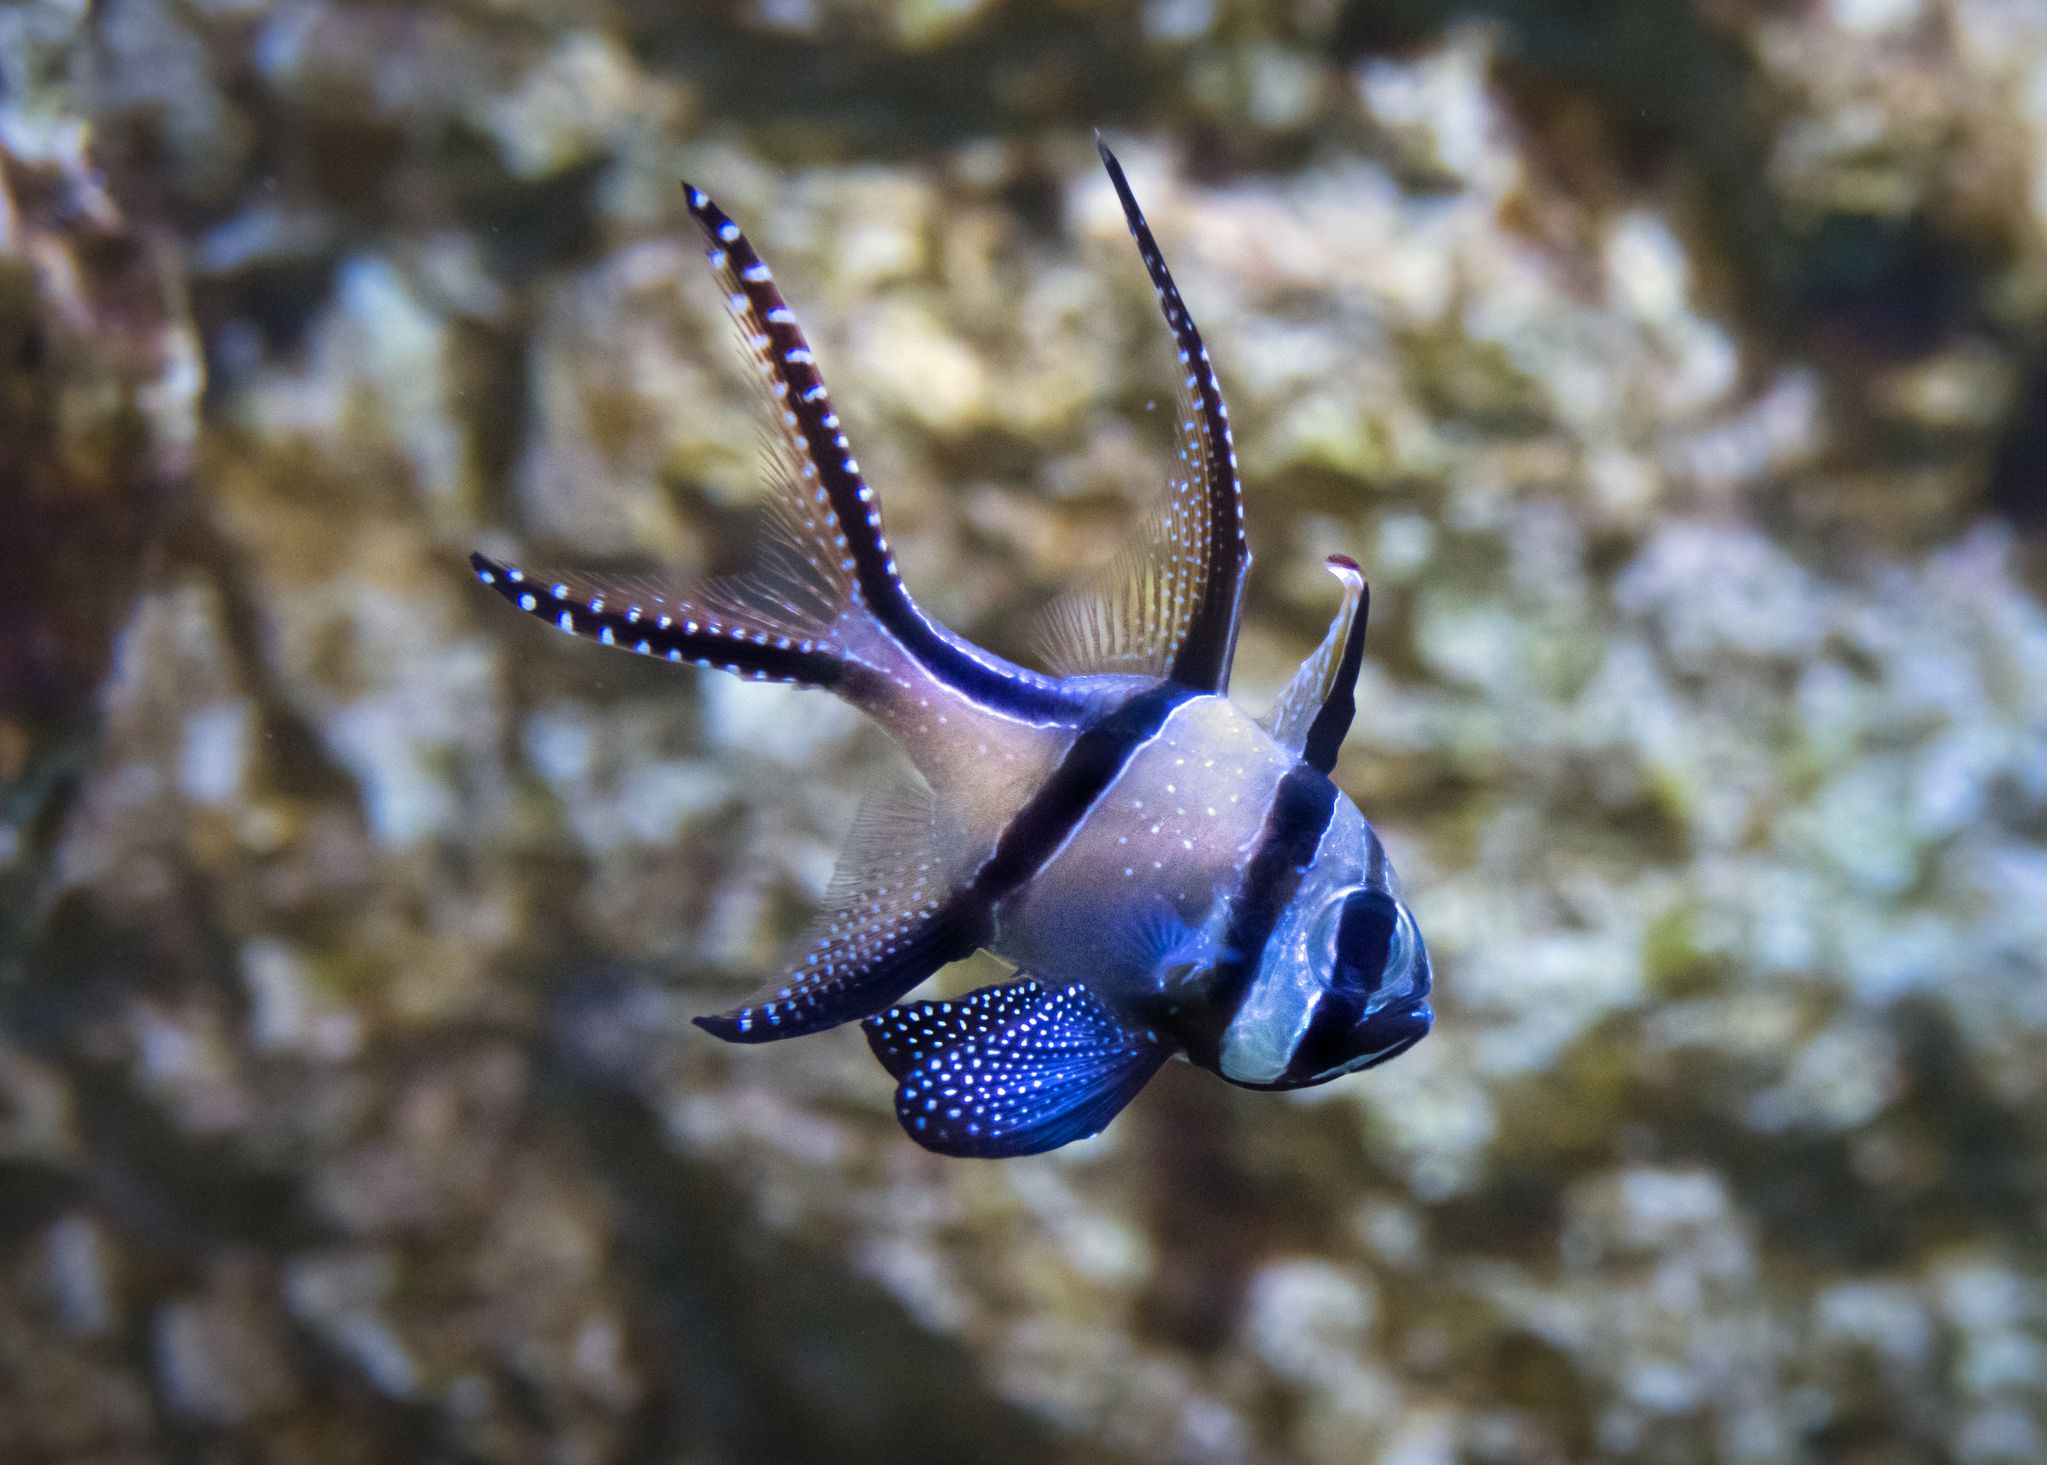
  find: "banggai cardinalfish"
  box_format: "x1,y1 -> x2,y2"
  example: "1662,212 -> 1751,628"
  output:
472,140 -> 1432,1158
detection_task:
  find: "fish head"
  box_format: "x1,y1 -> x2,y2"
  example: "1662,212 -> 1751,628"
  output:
1207,794 -> 1433,1090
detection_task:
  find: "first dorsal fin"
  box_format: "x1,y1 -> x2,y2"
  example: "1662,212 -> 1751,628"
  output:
1262,556 -> 1369,774
1034,140 -> 1249,692
865,979 -> 1169,1157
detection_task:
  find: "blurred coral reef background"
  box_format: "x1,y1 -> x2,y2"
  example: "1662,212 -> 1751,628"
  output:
5,1 -> 2047,1461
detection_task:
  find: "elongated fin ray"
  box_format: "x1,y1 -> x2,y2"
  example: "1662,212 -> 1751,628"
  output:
470,552 -> 848,686
694,775 -> 978,1042
1075,138 -> 1246,693
1261,556 -> 1369,774
681,182 -> 1075,721
874,980 -> 1169,1157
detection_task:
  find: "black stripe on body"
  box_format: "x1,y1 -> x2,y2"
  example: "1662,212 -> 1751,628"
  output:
696,680 -> 1195,1042
470,552 -> 854,688
680,186 -> 1081,723
1178,764 -> 1340,1069
1097,140 -> 1248,694
969,680 -> 1193,904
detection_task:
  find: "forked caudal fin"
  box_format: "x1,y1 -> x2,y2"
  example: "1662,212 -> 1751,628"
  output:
471,178 -> 1079,720
677,183 -> 1074,720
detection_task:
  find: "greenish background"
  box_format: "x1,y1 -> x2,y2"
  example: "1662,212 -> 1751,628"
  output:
4,1 -> 2046,1462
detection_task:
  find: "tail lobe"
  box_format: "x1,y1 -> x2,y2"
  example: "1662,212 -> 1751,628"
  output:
679,181 -> 1079,721
468,552 -> 851,689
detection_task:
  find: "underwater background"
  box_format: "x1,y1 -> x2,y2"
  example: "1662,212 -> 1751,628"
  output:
5,1 -> 2047,1461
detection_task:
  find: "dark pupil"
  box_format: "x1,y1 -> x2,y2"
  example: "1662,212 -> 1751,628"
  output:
1335,893 -> 1398,995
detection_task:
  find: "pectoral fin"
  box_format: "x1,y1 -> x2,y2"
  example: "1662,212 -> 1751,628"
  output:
865,979 -> 1169,1158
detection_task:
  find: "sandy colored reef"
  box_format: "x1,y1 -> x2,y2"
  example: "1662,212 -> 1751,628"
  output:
4,2 -> 2047,1462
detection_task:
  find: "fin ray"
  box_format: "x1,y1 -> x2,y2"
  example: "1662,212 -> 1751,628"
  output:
694,774 -> 977,1042
469,552 -> 847,686
1067,139 -> 1246,693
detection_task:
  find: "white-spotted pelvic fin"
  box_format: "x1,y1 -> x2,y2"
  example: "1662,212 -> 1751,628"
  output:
863,979 -> 1045,1077
862,977 -> 1168,1158
1261,555 -> 1370,775
1031,141 -> 1249,694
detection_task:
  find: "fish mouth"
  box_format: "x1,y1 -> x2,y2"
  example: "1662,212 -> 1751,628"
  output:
1222,998 -> 1432,1092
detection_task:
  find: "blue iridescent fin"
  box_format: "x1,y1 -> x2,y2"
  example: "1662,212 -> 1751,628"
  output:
871,980 -> 1170,1158
1261,556 -> 1369,774
1043,138 -> 1247,695
681,183 -> 1078,722
862,978 -> 1046,1079
694,776 -> 978,1042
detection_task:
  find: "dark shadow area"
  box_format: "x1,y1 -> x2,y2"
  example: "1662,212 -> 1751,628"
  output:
617,0 -> 1155,156
1987,347 -> 2047,533
544,972 -> 1109,1465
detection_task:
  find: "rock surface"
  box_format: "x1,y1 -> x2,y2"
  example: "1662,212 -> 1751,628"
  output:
4,2 -> 2047,1462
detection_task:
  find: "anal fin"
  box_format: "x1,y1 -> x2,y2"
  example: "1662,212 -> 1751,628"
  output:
864,979 -> 1169,1158
694,775 -> 978,1042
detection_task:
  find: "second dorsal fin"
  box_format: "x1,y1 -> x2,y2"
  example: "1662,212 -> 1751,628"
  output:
1031,142 -> 1250,690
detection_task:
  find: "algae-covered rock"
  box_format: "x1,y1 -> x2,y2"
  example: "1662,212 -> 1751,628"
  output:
5,2 -> 2047,1462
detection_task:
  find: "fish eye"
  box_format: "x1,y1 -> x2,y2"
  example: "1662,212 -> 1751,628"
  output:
1329,890 -> 1418,1006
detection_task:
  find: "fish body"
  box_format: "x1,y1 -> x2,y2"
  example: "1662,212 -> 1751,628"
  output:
472,142 -> 1432,1157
